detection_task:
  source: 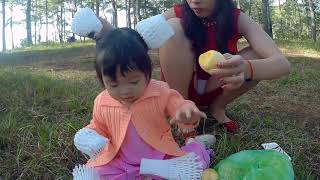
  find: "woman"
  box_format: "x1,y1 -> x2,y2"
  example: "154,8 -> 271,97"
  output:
90,0 -> 290,134
159,0 -> 290,133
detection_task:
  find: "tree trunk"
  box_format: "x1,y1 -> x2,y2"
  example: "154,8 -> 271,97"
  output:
38,18 -> 42,43
127,0 -> 131,28
307,0 -> 316,42
10,2 -> 14,49
96,0 -> 100,16
298,4 -> 302,37
248,0 -> 251,16
125,0 -> 128,26
45,0 -> 48,42
137,0 -> 141,21
26,0 -> 33,45
143,0 -> 146,18
2,0 -> 6,51
236,0 -> 240,9
267,0 -> 272,38
60,4 -> 63,43
111,0 -> 118,27
162,0 -> 165,12
73,0 -> 77,38
33,0 -> 37,45
63,4 -> 66,41
262,0 -> 273,38
133,0 -> 137,27
278,0 -> 282,38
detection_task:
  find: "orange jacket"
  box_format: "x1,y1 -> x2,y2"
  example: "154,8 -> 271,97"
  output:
86,80 -> 197,167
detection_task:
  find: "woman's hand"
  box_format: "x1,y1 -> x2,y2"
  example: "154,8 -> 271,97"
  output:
208,53 -> 246,91
93,17 -> 113,40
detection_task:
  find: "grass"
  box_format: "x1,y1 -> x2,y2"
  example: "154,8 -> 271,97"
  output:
0,40 -> 319,179
0,41 -> 96,65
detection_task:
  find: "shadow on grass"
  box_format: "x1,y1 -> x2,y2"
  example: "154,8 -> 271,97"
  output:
0,66 -> 100,179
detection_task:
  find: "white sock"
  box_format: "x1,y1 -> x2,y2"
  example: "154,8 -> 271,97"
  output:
72,164 -> 100,180
74,128 -> 109,160
135,14 -> 174,49
140,152 -> 203,180
194,134 -> 216,149
71,7 -> 103,37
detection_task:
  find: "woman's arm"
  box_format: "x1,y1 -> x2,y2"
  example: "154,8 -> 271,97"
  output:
93,17 -> 113,40
95,8 -> 175,40
238,12 -> 290,80
163,8 -> 176,20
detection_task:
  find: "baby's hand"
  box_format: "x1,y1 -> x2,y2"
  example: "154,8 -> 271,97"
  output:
74,128 -> 109,160
170,105 -> 206,126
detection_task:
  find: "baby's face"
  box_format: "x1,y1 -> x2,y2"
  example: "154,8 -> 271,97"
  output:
103,67 -> 148,105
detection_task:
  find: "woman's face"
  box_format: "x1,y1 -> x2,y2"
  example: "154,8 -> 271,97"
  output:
186,0 -> 216,18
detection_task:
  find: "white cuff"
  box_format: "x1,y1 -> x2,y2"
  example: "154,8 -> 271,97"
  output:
71,7 -> 103,37
135,14 -> 175,49
74,128 -> 108,160
140,153 -> 203,180
72,164 -> 100,180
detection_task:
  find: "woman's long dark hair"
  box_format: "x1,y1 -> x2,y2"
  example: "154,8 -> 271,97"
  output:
181,0 -> 236,55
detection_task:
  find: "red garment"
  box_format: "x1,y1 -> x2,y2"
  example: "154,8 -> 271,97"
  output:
160,5 -> 242,106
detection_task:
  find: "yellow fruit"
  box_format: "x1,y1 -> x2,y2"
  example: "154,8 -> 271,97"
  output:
199,50 -> 225,72
202,168 -> 219,180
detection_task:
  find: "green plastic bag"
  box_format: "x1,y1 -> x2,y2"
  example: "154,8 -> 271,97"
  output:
214,150 -> 294,180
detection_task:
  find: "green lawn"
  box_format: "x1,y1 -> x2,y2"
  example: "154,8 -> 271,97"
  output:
0,41 -> 319,179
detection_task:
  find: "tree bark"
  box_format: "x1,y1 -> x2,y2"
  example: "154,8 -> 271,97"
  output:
307,0 -> 316,42
33,0 -> 37,45
2,0 -> 6,51
137,0 -> 141,21
60,4 -> 63,43
111,0 -> 118,27
45,0 -> 48,42
73,0 -> 77,38
127,0 -> 131,28
96,0 -> 100,16
133,0 -> 137,27
262,0 -> 273,38
248,0 -> 251,16
26,0 -> 33,45
10,2 -> 14,49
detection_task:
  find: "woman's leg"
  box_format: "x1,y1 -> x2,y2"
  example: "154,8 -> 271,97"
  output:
206,46 -> 260,124
159,18 -> 194,99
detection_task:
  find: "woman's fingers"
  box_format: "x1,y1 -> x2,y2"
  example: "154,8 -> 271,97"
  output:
221,73 -> 245,91
221,75 -> 244,84
219,55 -> 244,68
208,66 -> 243,77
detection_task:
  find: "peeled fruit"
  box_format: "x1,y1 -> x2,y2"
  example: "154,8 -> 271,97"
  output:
199,50 -> 225,72
202,168 -> 219,180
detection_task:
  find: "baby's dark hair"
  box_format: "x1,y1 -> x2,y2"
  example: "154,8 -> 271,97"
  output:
95,28 -> 152,85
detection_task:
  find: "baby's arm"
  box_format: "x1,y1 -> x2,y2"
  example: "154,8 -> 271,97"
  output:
162,83 -> 206,129
74,97 -> 110,160
74,128 -> 109,160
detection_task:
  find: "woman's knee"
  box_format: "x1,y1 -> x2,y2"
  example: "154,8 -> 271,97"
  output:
159,17 -> 194,67
167,18 -> 190,45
